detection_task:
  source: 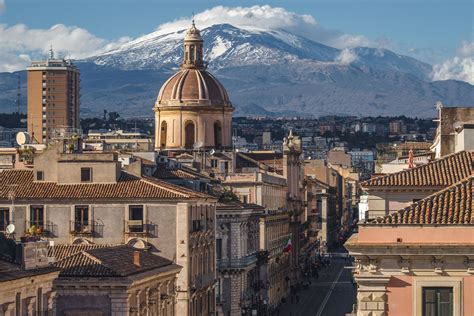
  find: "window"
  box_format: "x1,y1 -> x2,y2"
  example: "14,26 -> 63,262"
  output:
216,239 -> 222,260
0,208 -> 9,231
74,206 -> 89,233
81,168 -> 92,182
128,205 -> 144,233
36,171 -> 44,181
423,287 -> 453,316
30,205 -> 44,228
211,159 -> 218,168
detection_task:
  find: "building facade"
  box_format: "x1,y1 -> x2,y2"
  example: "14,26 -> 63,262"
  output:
0,141 -> 217,316
346,176 -> 474,316
27,52 -> 80,144
361,150 -> 473,220
216,203 -> 264,316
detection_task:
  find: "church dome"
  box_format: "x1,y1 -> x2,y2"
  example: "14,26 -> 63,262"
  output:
157,68 -> 231,107
155,21 -> 232,108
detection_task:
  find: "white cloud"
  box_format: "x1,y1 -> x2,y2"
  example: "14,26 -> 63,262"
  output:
155,5 -> 370,49
0,23 -> 130,72
0,0 -> 5,13
431,41 -> 474,84
335,48 -> 358,65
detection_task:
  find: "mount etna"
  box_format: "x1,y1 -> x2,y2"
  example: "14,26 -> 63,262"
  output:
1,24 -> 472,117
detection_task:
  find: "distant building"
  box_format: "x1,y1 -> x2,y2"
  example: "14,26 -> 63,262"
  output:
84,129 -> 154,152
349,149 -> 374,177
27,51 -> 80,144
389,120 -> 406,134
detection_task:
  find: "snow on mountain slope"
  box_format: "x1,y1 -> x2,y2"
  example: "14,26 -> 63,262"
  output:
88,24 -> 431,80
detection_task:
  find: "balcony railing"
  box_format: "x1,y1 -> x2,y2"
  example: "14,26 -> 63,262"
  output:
69,220 -> 99,236
24,220 -> 56,237
124,220 -> 156,236
217,253 -> 258,270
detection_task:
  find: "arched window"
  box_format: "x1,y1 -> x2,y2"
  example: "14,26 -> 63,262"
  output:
214,121 -> 222,148
160,121 -> 167,148
185,121 -> 195,149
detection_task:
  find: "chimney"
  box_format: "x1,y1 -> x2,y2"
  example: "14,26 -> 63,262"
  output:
133,251 -> 141,267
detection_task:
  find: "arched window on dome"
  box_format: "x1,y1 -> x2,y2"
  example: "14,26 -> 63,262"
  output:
184,121 -> 195,149
214,121 -> 222,148
160,121 -> 167,148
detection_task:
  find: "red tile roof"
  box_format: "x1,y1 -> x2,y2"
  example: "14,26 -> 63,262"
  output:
54,245 -> 179,277
361,151 -> 473,187
371,176 -> 473,225
48,244 -> 114,261
0,169 -> 211,200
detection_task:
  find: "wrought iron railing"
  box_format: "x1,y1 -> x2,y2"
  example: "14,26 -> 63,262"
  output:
217,253 -> 258,269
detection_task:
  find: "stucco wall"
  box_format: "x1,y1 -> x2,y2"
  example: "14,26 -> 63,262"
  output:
386,275 -> 412,316
358,226 -> 474,244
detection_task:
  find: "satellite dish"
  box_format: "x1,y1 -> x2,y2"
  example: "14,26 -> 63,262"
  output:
453,121 -> 463,133
209,149 -> 215,155
193,141 -> 204,149
16,132 -> 30,145
5,224 -> 15,234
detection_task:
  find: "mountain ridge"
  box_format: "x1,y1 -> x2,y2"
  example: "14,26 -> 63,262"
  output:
0,23 -> 472,118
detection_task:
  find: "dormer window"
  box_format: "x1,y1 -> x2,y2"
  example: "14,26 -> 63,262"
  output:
81,167 -> 92,182
36,171 -> 44,181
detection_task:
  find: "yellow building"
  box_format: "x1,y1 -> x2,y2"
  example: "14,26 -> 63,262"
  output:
154,21 -> 234,151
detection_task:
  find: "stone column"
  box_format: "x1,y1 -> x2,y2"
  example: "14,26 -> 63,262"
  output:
110,293 -> 130,316
25,296 -> 36,315
229,273 -> 242,316
355,276 -> 390,316
46,291 -> 57,316
230,222 -> 241,259
0,302 -> 15,316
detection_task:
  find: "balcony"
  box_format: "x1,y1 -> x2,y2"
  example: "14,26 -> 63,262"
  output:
124,220 -> 156,237
24,221 -> 56,238
69,220 -> 102,236
217,253 -> 258,270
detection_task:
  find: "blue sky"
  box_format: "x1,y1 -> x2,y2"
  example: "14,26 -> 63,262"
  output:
0,0 -> 473,81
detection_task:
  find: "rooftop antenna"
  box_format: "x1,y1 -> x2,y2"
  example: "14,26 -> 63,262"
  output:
49,44 -> 54,60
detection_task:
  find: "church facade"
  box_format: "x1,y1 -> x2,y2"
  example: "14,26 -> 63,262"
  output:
154,21 -> 234,151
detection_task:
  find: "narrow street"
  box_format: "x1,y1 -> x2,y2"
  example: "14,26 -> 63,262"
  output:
278,255 -> 356,316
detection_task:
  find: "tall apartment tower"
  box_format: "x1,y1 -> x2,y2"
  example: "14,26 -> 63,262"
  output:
27,50 -> 80,143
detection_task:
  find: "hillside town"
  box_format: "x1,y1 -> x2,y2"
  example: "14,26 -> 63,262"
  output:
0,20 -> 473,316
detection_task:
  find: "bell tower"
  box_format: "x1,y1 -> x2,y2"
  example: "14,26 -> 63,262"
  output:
182,20 -> 204,70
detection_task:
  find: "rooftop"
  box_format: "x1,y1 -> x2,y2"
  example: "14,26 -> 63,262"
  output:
0,169 -> 211,200
369,175 -> 473,225
53,245 -> 180,277
361,151 -> 473,187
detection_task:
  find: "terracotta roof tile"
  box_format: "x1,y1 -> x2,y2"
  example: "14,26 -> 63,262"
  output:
48,244 -> 114,261
362,151 -> 474,187
0,170 -> 210,200
54,245 -> 179,277
371,176 -> 473,225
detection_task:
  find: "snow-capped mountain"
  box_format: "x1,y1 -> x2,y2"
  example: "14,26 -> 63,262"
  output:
0,24 -> 472,117
88,24 -> 432,80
